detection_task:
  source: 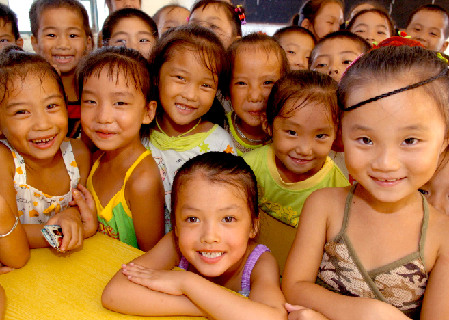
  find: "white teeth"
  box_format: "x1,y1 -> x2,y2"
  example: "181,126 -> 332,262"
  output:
32,137 -> 53,144
176,104 -> 191,110
378,178 -> 398,182
200,252 -> 223,258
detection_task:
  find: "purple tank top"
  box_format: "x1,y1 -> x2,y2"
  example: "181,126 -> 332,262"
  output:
178,244 -> 270,297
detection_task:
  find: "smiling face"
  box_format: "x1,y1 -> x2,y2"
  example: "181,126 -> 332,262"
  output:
189,4 -> 235,48
271,98 -> 336,183
108,17 -> 157,59
157,7 -> 190,36
230,46 -> 282,131
175,173 -> 255,278
278,32 -> 314,70
406,9 -> 449,52
158,47 -> 217,134
350,11 -> 391,45
31,8 -> 91,75
0,73 -> 67,161
311,38 -> 363,82
342,81 -> 447,204
80,68 -> 153,152
312,2 -> 343,40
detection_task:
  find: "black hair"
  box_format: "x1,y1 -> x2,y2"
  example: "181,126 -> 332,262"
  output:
310,30 -> 371,66
171,152 -> 259,236
101,8 -> 158,45
406,4 -> 449,39
105,0 -> 141,13
29,0 -> 92,39
338,45 -> 449,132
153,4 -> 189,25
0,47 -> 66,108
273,25 -> 317,44
190,0 -> 243,37
298,0 -> 344,26
347,1 -> 387,20
225,33 -> 289,97
0,3 -> 20,40
266,70 -> 339,130
347,8 -> 395,38
149,25 -> 228,125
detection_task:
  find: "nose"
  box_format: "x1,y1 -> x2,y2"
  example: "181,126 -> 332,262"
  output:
371,146 -> 401,172
296,55 -> 307,70
33,108 -> 53,131
56,35 -> 70,49
295,137 -> 313,157
182,83 -> 199,102
96,103 -> 114,124
248,84 -> 263,103
200,221 -> 220,244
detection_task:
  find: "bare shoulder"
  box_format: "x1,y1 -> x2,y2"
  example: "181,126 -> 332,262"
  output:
425,205 -> 449,270
69,138 -> 91,183
126,152 -> 163,195
251,248 -> 280,280
303,186 -> 349,216
0,142 -> 15,177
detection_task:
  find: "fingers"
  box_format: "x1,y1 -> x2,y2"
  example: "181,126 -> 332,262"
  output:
285,303 -> 307,312
0,265 -> 14,274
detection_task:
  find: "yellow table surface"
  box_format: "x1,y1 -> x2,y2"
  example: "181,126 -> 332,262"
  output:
0,233 -> 203,320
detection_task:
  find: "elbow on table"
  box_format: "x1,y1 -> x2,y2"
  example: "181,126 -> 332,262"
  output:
2,249 -> 30,269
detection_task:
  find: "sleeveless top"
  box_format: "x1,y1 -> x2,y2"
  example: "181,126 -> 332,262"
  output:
0,139 -> 80,225
316,185 -> 428,320
87,150 -> 151,249
178,244 -> 270,297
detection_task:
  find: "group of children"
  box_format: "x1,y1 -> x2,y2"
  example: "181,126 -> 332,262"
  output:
0,0 -> 449,319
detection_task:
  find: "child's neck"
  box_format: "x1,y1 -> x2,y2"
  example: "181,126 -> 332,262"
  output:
157,115 -> 204,137
61,72 -> 77,102
100,136 -> 146,167
233,114 -> 268,144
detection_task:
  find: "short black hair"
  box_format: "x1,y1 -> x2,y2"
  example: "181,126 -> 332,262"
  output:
406,4 -> 449,39
0,4 -> 20,40
153,4 -> 189,25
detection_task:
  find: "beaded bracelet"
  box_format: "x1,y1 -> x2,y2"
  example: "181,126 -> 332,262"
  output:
0,216 -> 19,238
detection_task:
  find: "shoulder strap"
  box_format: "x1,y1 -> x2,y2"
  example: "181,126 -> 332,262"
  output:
418,194 -> 429,264
179,256 -> 189,270
240,244 -> 270,295
123,149 -> 151,184
335,184 -> 357,238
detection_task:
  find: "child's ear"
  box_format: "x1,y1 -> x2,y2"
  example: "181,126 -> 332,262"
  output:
440,137 -> 449,155
31,35 -> 38,52
142,101 -> 157,124
441,41 -> 448,54
86,36 -> 93,53
15,37 -> 23,49
300,18 -> 313,32
261,113 -> 272,136
249,217 -> 260,239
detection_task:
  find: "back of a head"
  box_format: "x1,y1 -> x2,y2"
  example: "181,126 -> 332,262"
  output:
338,45 -> 449,127
0,3 -> 20,40
310,30 -> 371,64
75,46 -> 151,102
29,0 -> 92,38
266,70 -> 338,128
406,4 -> 449,40
102,8 -> 158,44
191,0 -> 242,37
0,48 -> 65,106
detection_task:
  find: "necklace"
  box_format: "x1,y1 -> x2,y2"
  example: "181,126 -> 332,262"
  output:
156,117 -> 202,138
233,113 -> 266,144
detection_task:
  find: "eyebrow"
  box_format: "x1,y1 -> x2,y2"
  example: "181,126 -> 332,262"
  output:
82,89 -> 134,97
350,124 -> 429,131
6,94 -> 64,109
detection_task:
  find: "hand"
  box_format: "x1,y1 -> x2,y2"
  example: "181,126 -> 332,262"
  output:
0,263 -> 14,274
71,185 -> 97,237
285,303 -> 330,320
46,208 -> 83,252
122,263 -> 187,296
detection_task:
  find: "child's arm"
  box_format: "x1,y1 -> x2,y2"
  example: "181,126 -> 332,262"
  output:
125,156 -> 164,251
123,250 -> 286,320
282,188 -> 410,320
102,232 -> 207,317
419,210 -> 449,320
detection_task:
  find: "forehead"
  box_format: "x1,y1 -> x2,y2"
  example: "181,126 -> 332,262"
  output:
354,12 -> 388,26
84,66 -> 140,90
0,20 -> 14,35
316,38 -> 363,56
191,4 -> 230,22
316,2 -> 343,19
165,47 -> 216,75
279,32 -> 314,47
279,98 -> 334,126
111,16 -> 154,34
162,7 -> 190,20
39,7 -> 86,32
233,45 -> 281,70
3,73 -> 61,102
410,9 -> 448,29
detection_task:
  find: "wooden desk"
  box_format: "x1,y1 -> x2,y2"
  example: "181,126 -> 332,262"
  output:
0,233 -> 202,319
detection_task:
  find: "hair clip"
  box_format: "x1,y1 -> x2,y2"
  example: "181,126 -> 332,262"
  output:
397,30 -> 411,38
437,52 -> 449,64
235,5 -> 246,25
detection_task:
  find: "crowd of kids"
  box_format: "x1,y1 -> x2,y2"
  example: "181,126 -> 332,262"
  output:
0,0 -> 448,319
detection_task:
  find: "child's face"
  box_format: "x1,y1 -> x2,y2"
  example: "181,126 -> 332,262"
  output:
0,21 -> 22,49
271,99 -> 336,183
80,68 -> 154,151
311,38 -> 363,82
420,156 -> 449,215
406,9 -> 449,52
158,48 -> 218,128
31,8 -> 92,75
342,83 -> 447,204
109,17 -> 157,59
350,12 -> 391,45
312,2 -> 343,40
175,174 -> 256,278
0,74 -> 67,160
278,32 -> 314,70
157,7 -> 190,36
189,5 -> 235,48
230,47 -> 281,129
110,0 -> 140,12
